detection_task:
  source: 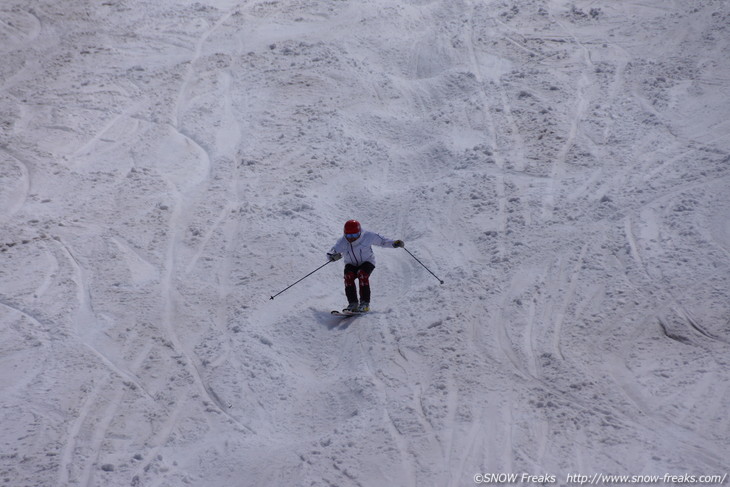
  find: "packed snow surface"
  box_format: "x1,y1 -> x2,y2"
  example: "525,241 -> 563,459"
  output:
1,0 -> 729,486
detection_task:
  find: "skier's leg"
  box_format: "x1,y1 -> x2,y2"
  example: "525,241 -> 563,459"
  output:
357,262 -> 375,309
344,264 -> 358,308
357,271 -> 370,302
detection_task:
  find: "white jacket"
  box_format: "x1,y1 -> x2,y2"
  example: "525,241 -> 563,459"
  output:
329,230 -> 396,266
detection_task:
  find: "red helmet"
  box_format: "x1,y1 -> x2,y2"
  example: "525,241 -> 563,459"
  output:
344,220 -> 361,241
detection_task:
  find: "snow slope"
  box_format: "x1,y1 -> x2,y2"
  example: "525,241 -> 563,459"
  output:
1,0 -> 729,486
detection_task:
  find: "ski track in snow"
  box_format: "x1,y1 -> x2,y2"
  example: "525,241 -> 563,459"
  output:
1,0 -> 729,486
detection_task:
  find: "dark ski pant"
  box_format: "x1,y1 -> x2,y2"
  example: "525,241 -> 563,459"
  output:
344,262 -> 375,304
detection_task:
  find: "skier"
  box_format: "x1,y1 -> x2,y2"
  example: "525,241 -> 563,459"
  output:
327,220 -> 403,313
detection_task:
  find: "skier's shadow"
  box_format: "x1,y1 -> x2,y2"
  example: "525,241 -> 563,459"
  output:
313,310 -> 356,330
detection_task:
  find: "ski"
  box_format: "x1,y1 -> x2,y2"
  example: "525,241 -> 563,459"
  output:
331,309 -> 368,317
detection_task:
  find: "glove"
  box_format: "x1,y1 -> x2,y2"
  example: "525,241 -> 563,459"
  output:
327,252 -> 342,262
392,240 -> 404,248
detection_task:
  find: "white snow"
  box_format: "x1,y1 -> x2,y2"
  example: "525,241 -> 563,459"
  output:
1,0 -> 729,486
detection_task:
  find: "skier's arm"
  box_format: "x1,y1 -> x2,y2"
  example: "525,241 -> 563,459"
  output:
327,238 -> 346,261
369,232 -> 403,248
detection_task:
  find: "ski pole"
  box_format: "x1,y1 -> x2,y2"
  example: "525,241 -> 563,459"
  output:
402,246 -> 444,285
270,260 -> 331,300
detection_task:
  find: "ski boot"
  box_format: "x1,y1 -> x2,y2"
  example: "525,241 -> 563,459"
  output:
344,302 -> 359,313
357,302 -> 370,313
